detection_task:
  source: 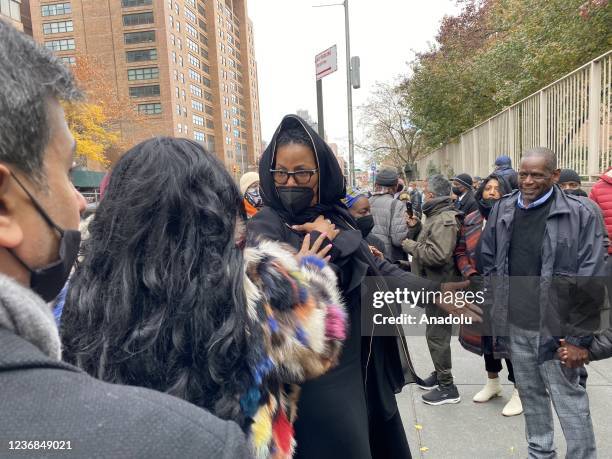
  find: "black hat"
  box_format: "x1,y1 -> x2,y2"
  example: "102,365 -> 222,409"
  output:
376,167 -> 399,186
452,173 -> 473,189
558,169 -> 581,184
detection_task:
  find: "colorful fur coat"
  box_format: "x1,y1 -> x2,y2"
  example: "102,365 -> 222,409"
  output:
242,240 -> 347,458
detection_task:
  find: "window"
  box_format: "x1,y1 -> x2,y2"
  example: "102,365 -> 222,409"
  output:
207,119 -> 215,129
138,103 -> 161,114
232,118 -> 239,127
186,23 -> 198,38
179,56 -> 183,67
126,48 -> 157,62
179,73 -> 185,83
60,56 -> 76,65
188,54 -> 200,69
198,18 -> 207,32
175,86 -> 179,97
185,0 -> 195,6
176,38 -> 181,50
200,48 -> 209,60
171,51 -> 176,63
41,3 -> 72,16
185,8 -> 196,23
176,21 -> 181,32
43,21 -> 74,34
182,107 -> 187,117
199,33 -> 208,46
127,67 -> 159,81
124,30 -> 155,44
194,131 -> 205,142
122,12 -> 154,26
189,69 -> 201,83
175,2 -> 179,13
173,70 -> 178,81
169,15 -> 173,28
198,4 -> 205,17
44,39 -> 75,51
192,100 -> 203,112
129,85 -> 160,98
202,77 -> 211,88
176,104 -> 181,115
193,114 -> 204,126
205,105 -> 213,115
181,89 -> 186,101
233,128 -> 240,138
121,0 -> 152,6
190,84 -> 202,97
178,123 -> 182,133
202,63 -> 210,74
204,91 -> 213,101
186,38 -> 198,52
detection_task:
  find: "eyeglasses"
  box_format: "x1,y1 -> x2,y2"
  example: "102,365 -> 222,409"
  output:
270,169 -> 318,185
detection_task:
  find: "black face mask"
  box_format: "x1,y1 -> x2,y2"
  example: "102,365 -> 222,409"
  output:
356,215 -> 375,238
8,173 -> 81,302
452,186 -> 463,196
277,186 -> 314,218
478,197 -> 498,219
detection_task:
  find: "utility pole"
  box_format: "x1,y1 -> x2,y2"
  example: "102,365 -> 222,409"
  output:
344,0 -> 355,187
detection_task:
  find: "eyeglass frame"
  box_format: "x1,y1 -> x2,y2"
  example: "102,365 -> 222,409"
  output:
269,168 -> 319,185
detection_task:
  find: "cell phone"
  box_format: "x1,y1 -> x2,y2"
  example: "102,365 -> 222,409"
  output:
405,201 -> 413,218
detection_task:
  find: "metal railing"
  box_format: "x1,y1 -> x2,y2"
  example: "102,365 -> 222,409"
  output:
416,50 -> 612,180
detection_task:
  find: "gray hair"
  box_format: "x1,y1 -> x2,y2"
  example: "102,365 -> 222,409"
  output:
0,20 -> 81,182
522,147 -> 558,172
427,174 -> 451,197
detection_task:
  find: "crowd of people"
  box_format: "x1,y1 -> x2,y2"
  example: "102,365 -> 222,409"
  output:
1,19 -> 612,459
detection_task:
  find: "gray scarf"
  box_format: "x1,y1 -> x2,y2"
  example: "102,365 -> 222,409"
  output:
0,273 -> 61,360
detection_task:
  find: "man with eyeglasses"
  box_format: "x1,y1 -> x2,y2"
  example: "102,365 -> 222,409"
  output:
479,147 -> 607,459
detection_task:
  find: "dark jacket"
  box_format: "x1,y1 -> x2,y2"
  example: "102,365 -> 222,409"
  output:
0,328 -> 248,459
455,190 -> 478,216
494,165 -> 519,189
479,186 -> 608,361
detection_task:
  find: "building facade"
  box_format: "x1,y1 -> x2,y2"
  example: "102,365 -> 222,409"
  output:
1,0 -> 29,32
29,0 -> 262,176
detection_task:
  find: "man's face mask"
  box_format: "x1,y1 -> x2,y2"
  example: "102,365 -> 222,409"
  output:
8,173 -> 81,302
277,186 -> 314,217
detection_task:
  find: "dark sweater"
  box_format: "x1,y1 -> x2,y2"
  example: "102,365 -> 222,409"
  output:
508,196 -> 554,330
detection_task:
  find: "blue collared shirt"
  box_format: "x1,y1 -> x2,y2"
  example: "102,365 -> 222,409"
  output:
516,187 -> 554,210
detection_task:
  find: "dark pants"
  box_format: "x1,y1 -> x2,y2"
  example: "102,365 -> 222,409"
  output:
425,303 -> 453,386
484,353 -> 515,383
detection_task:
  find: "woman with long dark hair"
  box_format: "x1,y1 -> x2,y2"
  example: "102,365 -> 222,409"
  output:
248,115 -> 476,458
61,137 -> 347,458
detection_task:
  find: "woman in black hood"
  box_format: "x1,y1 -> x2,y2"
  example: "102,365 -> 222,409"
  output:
248,115 -> 473,458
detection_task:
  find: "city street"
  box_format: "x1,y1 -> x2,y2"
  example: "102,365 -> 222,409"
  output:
399,336 -> 612,458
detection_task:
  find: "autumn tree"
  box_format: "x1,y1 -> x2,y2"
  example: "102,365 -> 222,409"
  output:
63,55 -> 143,167
401,0 -> 611,150
358,82 -> 426,180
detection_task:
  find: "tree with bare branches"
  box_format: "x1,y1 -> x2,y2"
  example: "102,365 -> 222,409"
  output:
357,82 -> 426,181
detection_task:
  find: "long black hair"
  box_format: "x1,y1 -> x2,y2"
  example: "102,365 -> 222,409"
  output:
61,137 -> 255,428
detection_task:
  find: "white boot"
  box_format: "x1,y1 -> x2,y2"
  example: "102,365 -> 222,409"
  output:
473,377 -> 502,402
502,388 -> 524,416
472,378 -> 502,403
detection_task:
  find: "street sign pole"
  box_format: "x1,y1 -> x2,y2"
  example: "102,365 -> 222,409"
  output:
344,0 -> 355,187
316,79 -> 325,139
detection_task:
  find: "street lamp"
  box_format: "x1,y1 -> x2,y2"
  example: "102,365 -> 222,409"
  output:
313,0 -> 356,187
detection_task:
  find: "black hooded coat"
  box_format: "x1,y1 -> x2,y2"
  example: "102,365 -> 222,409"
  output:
247,115 -> 440,458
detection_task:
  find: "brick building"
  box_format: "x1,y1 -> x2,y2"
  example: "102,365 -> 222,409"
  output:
29,0 -> 262,176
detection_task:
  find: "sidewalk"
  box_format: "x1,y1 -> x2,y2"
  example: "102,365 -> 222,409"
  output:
398,336 -> 612,458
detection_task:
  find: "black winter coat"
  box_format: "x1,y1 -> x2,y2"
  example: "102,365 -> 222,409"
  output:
0,328 -> 248,459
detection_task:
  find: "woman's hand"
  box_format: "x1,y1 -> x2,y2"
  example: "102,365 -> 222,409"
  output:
292,215 -> 340,241
406,215 -> 419,228
369,245 -> 384,260
296,232 -> 333,263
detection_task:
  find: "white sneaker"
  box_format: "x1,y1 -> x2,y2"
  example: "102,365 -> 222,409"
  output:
502,388 -> 524,416
472,377 -> 502,402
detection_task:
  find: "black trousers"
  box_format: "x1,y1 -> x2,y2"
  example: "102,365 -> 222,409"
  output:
483,352 -> 515,384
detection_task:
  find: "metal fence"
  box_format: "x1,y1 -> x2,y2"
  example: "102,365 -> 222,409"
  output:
416,50 -> 612,180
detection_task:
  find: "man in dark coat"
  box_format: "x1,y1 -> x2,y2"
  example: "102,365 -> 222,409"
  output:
0,20 -> 247,458
451,173 -> 479,216
494,155 -> 519,189
480,147 -> 607,459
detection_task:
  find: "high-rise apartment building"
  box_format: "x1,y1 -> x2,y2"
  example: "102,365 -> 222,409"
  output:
29,0 -> 262,175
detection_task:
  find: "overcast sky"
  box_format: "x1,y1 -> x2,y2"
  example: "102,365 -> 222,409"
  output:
248,0 -> 461,168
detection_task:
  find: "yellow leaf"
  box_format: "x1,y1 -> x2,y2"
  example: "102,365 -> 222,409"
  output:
420,447 -> 429,452
414,424 -> 423,430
